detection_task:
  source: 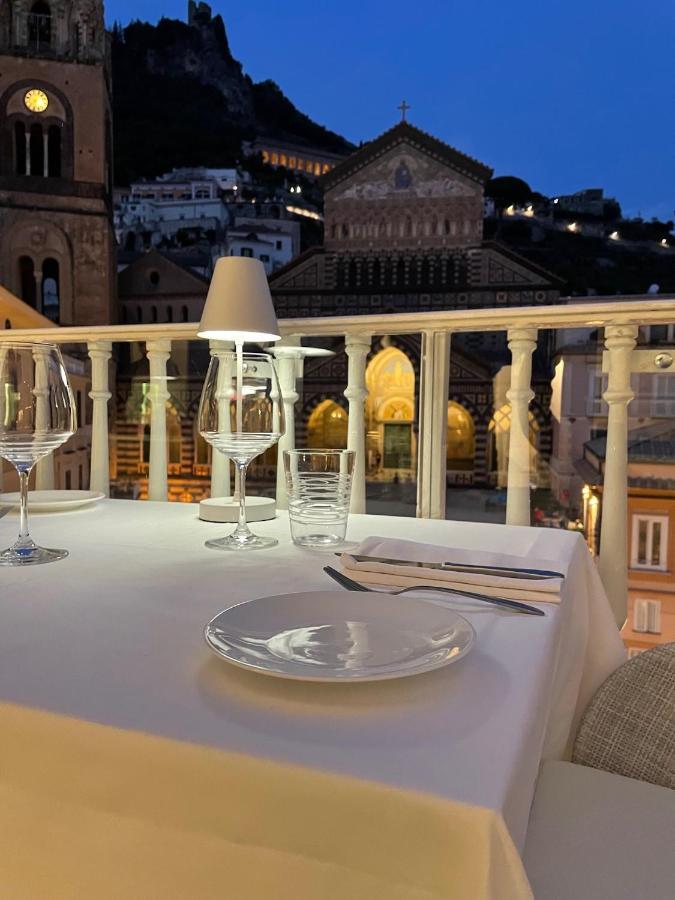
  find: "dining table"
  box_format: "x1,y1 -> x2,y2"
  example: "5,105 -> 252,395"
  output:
0,499 -> 626,900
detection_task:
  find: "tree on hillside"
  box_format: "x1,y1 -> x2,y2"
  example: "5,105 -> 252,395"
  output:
486,176 -> 532,211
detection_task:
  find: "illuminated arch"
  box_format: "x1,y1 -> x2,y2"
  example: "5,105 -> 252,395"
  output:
365,346 -> 416,475
306,399 -> 348,449
447,401 -> 475,470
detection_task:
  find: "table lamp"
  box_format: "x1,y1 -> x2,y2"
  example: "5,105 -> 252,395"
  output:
197,257 -> 281,524
197,257 -> 281,345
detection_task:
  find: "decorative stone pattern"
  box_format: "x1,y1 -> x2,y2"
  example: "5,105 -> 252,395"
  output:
325,143 -> 484,253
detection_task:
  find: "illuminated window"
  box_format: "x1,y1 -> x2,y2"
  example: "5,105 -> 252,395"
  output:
288,156 -> 296,168
447,402 -> 475,469
314,162 -> 321,176
280,154 -> 287,166
307,400 -> 348,448
631,515 -> 669,571
271,153 -> 279,165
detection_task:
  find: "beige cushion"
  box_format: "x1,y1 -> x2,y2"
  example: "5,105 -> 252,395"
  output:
573,643 -> 675,789
523,761 -> 675,900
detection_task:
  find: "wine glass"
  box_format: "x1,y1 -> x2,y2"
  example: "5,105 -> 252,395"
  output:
0,342 -> 76,565
199,350 -> 284,550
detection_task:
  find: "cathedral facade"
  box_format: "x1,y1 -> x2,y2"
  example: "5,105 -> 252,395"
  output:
0,0 -> 115,324
271,122 -> 562,489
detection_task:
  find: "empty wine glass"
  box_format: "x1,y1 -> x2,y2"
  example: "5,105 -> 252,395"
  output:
0,342 -> 76,565
198,350 -> 284,550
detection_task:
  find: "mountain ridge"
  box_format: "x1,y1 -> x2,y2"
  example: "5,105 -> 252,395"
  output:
111,6 -> 354,184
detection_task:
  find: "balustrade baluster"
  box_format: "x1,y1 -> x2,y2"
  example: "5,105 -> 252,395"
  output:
146,340 -> 171,502
344,333 -> 371,514
88,340 -> 112,496
598,324 -> 637,626
505,328 -> 537,526
416,330 -> 451,519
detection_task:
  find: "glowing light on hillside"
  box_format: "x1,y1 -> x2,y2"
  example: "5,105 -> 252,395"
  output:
609,231 -> 620,241
286,205 -> 323,221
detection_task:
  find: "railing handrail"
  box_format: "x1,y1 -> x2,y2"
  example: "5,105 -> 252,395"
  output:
2,294 -> 675,343
2,295 -> 674,629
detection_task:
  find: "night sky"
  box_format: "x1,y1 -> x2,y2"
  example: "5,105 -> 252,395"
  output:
106,0 -> 674,221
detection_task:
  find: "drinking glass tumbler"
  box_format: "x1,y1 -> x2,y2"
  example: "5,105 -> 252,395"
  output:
284,449 -> 354,548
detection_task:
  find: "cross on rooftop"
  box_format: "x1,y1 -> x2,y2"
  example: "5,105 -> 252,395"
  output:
397,100 -> 411,122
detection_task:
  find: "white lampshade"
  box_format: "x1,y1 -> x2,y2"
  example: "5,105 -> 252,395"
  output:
197,257 -> 280,343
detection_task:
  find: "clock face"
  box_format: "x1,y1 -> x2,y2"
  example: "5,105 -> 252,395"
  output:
24,89 -> 49,113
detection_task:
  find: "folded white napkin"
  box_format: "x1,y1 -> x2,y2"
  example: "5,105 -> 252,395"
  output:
341,536 -> 565,604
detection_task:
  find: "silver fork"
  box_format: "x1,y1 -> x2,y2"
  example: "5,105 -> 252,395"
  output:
323,566 -> 546,617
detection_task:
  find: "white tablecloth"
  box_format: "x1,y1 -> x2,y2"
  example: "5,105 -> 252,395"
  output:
0,500 -> 625,898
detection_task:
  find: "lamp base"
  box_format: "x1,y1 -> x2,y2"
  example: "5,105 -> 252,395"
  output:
199,496 -> 276,524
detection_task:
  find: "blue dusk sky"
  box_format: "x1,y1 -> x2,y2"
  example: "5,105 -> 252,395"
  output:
106,0 -> 674,221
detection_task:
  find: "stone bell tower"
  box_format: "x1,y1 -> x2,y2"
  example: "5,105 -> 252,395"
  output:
0,0 -> 115,325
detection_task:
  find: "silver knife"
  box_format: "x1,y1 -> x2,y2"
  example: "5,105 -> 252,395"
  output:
343,553 -> 564,581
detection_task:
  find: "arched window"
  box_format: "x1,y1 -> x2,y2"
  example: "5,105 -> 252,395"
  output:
447,402 -> 475,470
151,305 -> 158,323
364,347 -> 416,475
29,123 -> 44,176
41,257 -> 59,322
181,305 -> 189,322
136,306 -> 142,323
28,1 -> 51,48
14,122 -> 26,175
47,125 -> 61,177
4,320 -> 11,329
166,306 -> 173,322
307,400 -> 348,449
19,256 -> 36,308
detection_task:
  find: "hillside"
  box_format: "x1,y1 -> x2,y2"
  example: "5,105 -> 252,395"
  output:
111,7 -> 354,184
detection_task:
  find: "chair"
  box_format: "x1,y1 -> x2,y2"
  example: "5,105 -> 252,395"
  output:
524,644 -> 675,900
572,642 -> 674,789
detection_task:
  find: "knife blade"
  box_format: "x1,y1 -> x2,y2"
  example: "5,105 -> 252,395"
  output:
343,553 -> 564,581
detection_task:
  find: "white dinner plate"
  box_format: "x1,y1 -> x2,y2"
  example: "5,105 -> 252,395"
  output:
0,490 -> 105,512
204,590 -> 475,682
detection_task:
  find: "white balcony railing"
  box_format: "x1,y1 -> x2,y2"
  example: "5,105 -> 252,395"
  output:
2,293 -> 675,626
